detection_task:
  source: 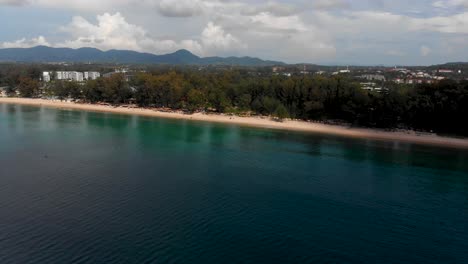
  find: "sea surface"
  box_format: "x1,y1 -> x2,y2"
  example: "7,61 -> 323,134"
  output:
0,103 -> 468,264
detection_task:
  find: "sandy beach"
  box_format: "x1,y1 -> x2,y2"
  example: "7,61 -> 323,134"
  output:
1,97 -> 468,149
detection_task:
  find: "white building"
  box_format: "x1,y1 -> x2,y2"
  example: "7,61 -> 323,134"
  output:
71,72 -> 84,82
338,66 -> 351,74
56,71 -> 98,82
84,72 -> 100,80
42,72 -> 51,82
56,71 -> 70,80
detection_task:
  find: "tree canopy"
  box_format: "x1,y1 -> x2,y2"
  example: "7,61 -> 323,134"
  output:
2,65 -> 468,136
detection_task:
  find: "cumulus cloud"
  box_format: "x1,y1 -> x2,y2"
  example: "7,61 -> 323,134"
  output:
0,12 -> 246,56
2,0 -> 468,63
56,13 -> 234,55
57,13 -> 150,51
0,36 -> 49,48
201,22 -> 244,53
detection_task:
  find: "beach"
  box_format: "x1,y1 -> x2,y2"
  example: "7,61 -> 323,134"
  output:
1,97 -> 468,149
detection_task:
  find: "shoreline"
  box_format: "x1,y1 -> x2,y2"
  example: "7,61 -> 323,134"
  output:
1,97 -> 468,149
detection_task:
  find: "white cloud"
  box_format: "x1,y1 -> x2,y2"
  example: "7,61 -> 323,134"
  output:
56,13 -> 218,55
1,0 -> 468,64
0,12 -> 245,56
0,3 -> 337,62
201,22 -> 244,54
1,36 -> 49,48
57,13 -> 148,52
250,13 -> 308,33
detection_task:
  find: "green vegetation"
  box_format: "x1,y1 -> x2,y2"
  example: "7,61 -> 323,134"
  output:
17,77 -> 40,98
1,65 -> 467,136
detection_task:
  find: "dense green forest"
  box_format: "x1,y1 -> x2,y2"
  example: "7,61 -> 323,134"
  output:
1,64 -> 467,136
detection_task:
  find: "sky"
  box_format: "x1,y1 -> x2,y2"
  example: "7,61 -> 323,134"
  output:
0,0 -> 467,65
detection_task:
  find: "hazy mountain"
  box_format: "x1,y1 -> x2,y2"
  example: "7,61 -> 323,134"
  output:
0,46 -> 284,66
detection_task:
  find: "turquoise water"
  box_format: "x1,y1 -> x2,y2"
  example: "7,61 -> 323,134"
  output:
0,103 -> 467,263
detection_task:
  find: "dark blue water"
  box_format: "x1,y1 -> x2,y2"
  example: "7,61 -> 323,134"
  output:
1,104 -> 468,263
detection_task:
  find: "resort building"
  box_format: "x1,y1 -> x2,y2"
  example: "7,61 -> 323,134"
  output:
51,71 -> 100,82
56,71 -> 76,81
84,72 -> 101,80
42,72 -> 51,82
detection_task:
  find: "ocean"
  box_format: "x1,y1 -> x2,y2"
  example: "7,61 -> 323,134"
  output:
1,103 -> 467,263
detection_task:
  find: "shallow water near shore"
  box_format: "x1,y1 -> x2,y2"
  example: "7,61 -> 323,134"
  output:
1,103 -> 468,264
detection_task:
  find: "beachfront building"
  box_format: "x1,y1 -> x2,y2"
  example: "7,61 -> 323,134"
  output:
42,72 -> 51,82
55,71 -> 100,82
72,72 -> 84,82
56,71 -> 73,81
84,72 -> 100,80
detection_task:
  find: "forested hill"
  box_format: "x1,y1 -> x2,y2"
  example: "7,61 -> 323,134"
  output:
427,62 -> 468,72
0,46 -> 284,66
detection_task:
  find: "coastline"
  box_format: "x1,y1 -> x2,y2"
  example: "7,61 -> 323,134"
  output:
1,97 -> 468,149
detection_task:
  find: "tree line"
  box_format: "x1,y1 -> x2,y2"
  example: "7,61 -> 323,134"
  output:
2,67 -> 467,136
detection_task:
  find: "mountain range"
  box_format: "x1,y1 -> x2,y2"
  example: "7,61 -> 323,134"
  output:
0,46 -> 284,66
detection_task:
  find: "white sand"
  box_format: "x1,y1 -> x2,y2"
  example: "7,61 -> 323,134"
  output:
1,97 -> 468,149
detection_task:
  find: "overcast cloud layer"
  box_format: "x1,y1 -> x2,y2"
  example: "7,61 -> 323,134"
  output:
0,0 -> 467,65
